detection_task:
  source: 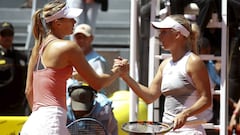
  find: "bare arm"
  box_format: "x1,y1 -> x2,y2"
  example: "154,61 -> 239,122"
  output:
41,39 -> 121,91
25,48 -> 38,110
67,41 -> 121,91
229,99 -> 240,129
71,58 -> 107,82
120,59 -> 167,104
173,54 -> 212,129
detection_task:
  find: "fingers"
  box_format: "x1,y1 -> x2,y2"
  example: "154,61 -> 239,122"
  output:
112,56 -> 129,76
113,57 -> 128,68
172,113 -> 188,130
173,119 -> 185,130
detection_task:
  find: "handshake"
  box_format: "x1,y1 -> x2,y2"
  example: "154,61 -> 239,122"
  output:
112,57 -> 129,77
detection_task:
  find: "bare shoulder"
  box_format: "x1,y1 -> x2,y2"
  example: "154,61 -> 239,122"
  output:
49,39 -> 83,56
46,39 -> 83,61
189,53 -> 203,64
51,39 -> 78,50
159,57 -> 171,69
187,53 -> 206,72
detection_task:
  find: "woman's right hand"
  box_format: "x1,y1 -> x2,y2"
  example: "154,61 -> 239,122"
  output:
113,57 -> 129,77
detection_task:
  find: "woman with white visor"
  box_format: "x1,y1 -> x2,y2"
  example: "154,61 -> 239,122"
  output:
116,14 -> 212,134
20,0 -> 123,134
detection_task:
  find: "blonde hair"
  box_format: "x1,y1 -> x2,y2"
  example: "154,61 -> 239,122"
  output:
169,14 -> 200,54
191,22 -> 200,54
30,0 -> 65,67
25,0 -> 67,108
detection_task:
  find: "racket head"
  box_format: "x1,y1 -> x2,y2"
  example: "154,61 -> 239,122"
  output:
122,121 -> 173,134
67,117 -> 107,135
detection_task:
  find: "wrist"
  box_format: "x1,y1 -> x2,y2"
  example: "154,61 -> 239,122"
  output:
111,68 -> 120,76
181,110 -> 191,118
233,110 -> 239,116
121,73 -> 130,80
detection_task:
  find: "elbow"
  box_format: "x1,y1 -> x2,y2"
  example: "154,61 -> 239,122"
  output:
25,87 -> 33,109
25,89 -> 29,97
25,87 -> 32,99
145,100 -> 153,104
208,98 -> 212,108
143,96 -> 155,104
205,95 -> 212,109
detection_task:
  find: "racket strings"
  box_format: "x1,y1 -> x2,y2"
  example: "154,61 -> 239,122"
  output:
126,123 -> 166,132
67,118 -> 107,135
122,122 -> 172,134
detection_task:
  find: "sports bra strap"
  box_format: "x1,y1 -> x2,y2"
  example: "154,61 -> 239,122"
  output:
35,37 -> 58,71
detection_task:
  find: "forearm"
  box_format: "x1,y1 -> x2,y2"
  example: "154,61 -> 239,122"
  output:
229,99 -> 240,128
232,99 -> 240,117
25,86 -> 33,110
25,56 -> 36,110
87,68 -> 120,91
25,73 -> 33,110
121,75 -> 154,104
99,71 -> 120,89
181,95 -> 212,118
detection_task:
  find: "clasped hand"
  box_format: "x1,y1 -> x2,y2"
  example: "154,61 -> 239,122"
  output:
112,56 -> 129,77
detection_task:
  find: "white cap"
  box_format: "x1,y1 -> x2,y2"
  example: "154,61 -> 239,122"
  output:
73,24 -> 92,37
45,6 -> 82,23
152,16 -> 190,37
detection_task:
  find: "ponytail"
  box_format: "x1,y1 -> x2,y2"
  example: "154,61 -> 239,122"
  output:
190,22 -> 200,54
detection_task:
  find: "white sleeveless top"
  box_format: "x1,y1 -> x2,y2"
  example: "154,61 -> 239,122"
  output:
161,51 -> 212,124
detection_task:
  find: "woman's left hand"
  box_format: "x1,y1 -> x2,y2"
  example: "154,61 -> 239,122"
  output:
173,112 -> 188,130
112,57 -> 129,75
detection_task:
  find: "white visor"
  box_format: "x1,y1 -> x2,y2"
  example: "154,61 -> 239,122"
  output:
45,6 -> 82,23
152,17 -> 190,37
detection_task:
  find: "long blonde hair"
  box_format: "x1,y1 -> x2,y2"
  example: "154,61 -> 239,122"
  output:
30,0 -> 65,67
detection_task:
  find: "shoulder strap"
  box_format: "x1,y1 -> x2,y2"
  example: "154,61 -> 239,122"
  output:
35,37 -> 58,71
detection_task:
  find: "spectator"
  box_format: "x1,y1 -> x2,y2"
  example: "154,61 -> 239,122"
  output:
20,0 -> 122,134
67,24 -> 117,135
20,0 -> 32,8
198,37 -> 220,90
66,0 -> 108,34
198,37 -> 222,125
169,0 -> 215,37
67,24 -> 109,92
115,15 -> 212,134
20,0 -> 53,8
66,23 -> 118,134
0,21 -> 28,116
67,83 -> 118,135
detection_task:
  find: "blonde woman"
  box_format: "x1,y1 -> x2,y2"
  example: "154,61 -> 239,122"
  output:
116,15 -> 212,135
21,0 -> 122,134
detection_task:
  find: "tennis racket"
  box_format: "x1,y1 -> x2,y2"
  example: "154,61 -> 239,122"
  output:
67,117 -> 108,135
122,119 -> 206,134
122,121 -> 173,134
